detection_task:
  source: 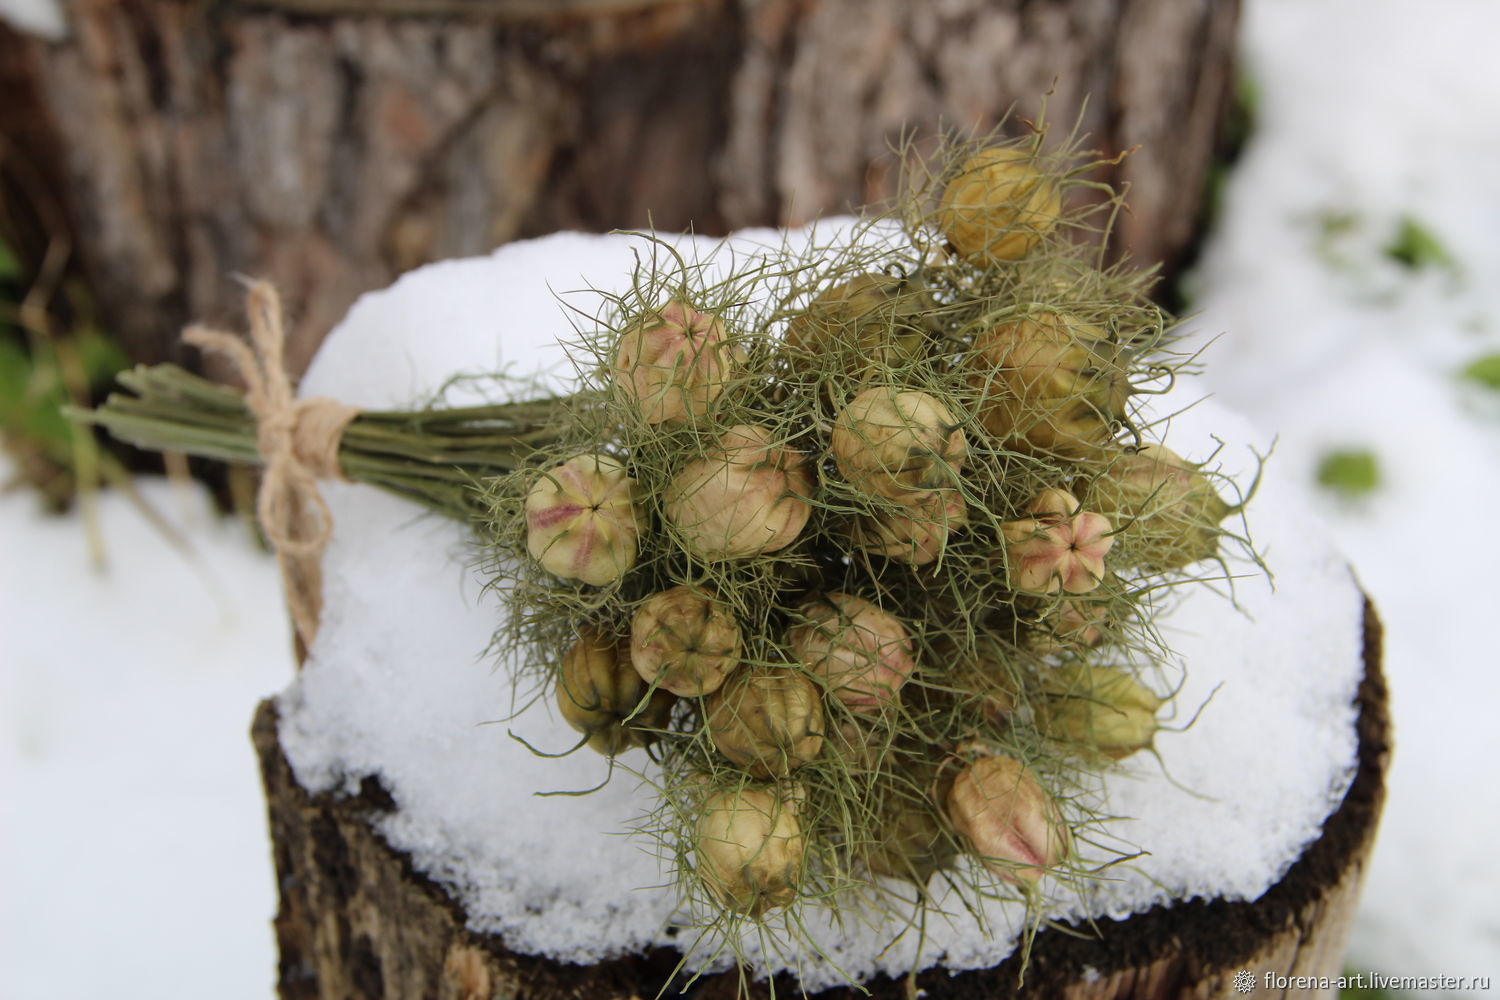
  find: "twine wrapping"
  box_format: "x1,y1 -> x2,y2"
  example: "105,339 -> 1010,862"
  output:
185,281 -> 360,654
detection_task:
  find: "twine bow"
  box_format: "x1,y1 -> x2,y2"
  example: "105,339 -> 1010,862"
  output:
185,281 -> 360,655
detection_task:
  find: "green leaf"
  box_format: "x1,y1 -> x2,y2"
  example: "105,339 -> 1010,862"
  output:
0,336 -> 33,415
75,325 -> 130,388
0,338 -> 74,452
1316,449 -> 1380,498
1460,352 -> 1500,391
0,240 -> 18,281
1383,215 -> 1453,271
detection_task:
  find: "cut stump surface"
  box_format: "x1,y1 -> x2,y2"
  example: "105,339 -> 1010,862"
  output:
253,601 -> 1388,999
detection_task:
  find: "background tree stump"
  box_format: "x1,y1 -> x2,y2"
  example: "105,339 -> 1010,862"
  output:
252,601 -> 1387,1000
1,0 -> 1238,376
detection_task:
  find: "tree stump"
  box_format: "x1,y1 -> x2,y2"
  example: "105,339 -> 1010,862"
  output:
1,0 -> 1238,376
252,600 -> 1387,1000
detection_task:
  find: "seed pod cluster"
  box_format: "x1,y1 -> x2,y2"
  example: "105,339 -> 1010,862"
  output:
493,133 -> 1247,940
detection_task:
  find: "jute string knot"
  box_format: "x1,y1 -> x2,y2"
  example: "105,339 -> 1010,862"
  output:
184,280 -> 360,652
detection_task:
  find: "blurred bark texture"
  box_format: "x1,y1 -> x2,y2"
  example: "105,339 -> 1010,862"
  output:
0,0 -> 1239,377
250,601 -> 1389,999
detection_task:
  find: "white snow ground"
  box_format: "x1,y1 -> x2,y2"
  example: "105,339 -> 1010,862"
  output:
3,0 -> 1498,994
1189,0 -> 1500,985
0,478 -> 289,996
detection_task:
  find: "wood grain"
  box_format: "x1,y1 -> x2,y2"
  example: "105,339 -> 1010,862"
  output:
1,0 -> 1238,378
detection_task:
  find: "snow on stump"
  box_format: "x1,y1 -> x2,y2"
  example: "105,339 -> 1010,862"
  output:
250,234 -> 1388,999
254,611 -> 1387,998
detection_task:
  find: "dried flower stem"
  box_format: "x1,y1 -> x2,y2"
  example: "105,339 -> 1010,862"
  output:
83,363 -> 577,519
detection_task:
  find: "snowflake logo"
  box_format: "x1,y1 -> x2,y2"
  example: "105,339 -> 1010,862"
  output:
1232,969 -> 1256,994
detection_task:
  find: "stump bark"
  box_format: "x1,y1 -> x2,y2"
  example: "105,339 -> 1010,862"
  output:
252,600 -> 1389,1000
1,0 -> 1238,377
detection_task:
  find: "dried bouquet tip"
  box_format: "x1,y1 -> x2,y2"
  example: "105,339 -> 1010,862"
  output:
1001,488 -> 1114,595
964,310 -> 1129,460
612,299 -> 743,424
557,628 -> 673,756
630,586 -> 742,697
663,424 -> 814,561
525,454 -> 643,586
936,146 -> 1062,264
946,754 -> 1072,885
1086,444 -> 1233,570
1035,664 -> 1164,761
695,785 -> 807,916
831,387 -> 967,501
706,668 -> 826,779
88,123 -> 1266,975
790,593 -> 917,712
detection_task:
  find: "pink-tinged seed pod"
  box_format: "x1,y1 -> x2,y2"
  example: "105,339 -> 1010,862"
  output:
1001,488 -> 1113,595
630,586 -> 742,697
556,629 -> 674,757
790,593 -> 916,712
612,299 -> 743,424
695,784 -> 806,916
1085,444 -> 1233,570
831,387 -> 967,501
705,668 -> 825,779
1036,664 -> 1164,761
525,454 -> 643,586
936,147 -> 1062,265
856,489 -> 968,565
663,424 -> 814,561
946,754 -> 1071,884
1030,598 -> 1109,653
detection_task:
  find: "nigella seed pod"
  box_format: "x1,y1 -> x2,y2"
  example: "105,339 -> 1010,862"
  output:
1086,444 -> 1233,570
1001,488 -> 1113,595
946,754 -> 1071,885
962,310 -> 1128,460
855,489 -> 968,565
866,794 -> 956,886
1029,597 -> 1109,653
783,273 -> 931,383
831,387 -> 967,501
612,299 -> 743,424
663,424 -> 814,561
929,636 -> 1019,723
556,628 -> 674,756
705,668 -> 825,778
789,593 -> 916,712
1035,664 -> 1163,761
695,785 -> 806,916
629,586 -> 742,697
936,147 -> 1062,265
524,454 -> 643,586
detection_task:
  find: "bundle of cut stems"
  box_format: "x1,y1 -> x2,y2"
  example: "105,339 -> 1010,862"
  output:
84,363 -> 576,519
